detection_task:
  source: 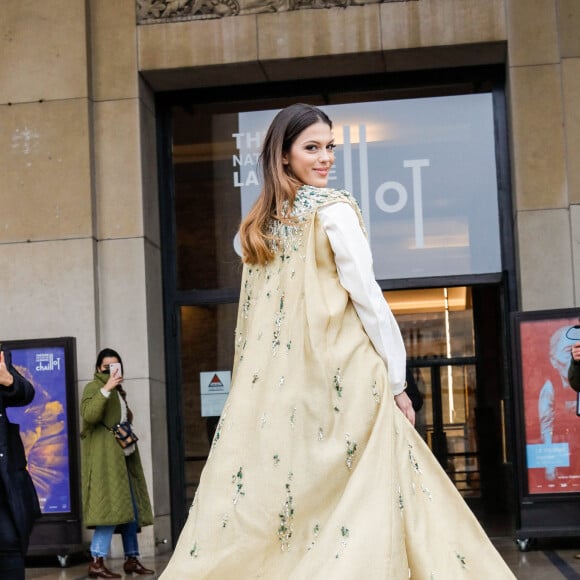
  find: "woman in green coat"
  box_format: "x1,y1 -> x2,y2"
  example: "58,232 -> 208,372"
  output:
80,348 -> 154,578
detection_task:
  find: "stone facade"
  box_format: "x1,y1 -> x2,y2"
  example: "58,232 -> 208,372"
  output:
1,0 -> 579,555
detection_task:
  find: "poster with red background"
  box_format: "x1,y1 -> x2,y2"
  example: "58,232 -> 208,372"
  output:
520,315 -> 580,494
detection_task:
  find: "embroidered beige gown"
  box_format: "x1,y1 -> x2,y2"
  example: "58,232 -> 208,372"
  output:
160,186 -> 515,579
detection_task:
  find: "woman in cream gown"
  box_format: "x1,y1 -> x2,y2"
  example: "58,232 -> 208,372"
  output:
160,104 -> 515,579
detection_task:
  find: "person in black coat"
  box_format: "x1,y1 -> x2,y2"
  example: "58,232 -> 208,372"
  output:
406,366 -> 424,413
569,341 -> 580,393
0,349 -> 41,580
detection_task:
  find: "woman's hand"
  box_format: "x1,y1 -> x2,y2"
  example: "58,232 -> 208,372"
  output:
0,351 -> 14,388
573,342 -> 580,362
103,371 -> 123,392
395,391 -> 415,426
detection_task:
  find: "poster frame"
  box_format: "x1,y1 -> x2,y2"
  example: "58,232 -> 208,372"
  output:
1,336 -> 84,560
511,308 -> 580,545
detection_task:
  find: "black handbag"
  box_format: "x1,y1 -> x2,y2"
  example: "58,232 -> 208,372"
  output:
107,421 -> 139,450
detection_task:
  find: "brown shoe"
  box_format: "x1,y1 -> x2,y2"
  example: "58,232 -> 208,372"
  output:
88,556 -> 121,578
123,556 -> 155,575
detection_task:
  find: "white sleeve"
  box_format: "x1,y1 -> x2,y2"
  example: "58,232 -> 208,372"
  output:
318,202 -> 407,395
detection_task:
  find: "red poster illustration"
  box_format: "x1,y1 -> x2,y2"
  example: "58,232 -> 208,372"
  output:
520,316 -> 580,494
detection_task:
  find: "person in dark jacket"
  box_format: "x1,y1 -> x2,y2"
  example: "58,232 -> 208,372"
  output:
568,341 -> 580,392
568,341 -> 580,560
406,366 -> 424,413
0,349 -> 41,580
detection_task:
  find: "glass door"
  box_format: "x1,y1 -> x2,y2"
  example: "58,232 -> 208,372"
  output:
387,287 -> 481,498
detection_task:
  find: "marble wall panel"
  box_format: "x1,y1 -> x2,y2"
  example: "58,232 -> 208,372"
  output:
558,0 -> 580,58
381,0 -> 506,51
517,209 -> 574,310
94,99 -> 144,240
571,205 -> 580,305
0,99 -> 93,242
258,5 -> 381,62
0,238 -> 98,380
145,242 -> 165,383
97,237 -> 149,376
563,59 -> 580,204
506,0 -> 559,66
509,65 -> 567,211
140,82 -> 161,248
0,0 -> 88,104
150,377 -> 170,518
89,0 -> 139,101
138,16 -> 258,71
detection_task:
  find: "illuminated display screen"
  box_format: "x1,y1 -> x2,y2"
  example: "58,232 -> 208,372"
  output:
8,345 -> 72,514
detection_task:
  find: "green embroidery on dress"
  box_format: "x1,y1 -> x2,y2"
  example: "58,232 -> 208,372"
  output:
241,278 -> 252,319
272,292 -> 285,355
260,412 -> 267,428
421,484 -> 433,501
232,467 -> 245,505
371,380 -> 381,403
408,444 -> 421,474
221,514 -> 229,528
307,523 -> 321,551
345,434 -> 358,469
279,376 -> 285,388
318,427 -> 325,441
267,187 -> 361,275
273,454 -> 280,466
210,404 -> 229,455
335,526 -> 350,559
290,406 -> 297,429
334,368 -> 343,398
455,552 -> 467,569
190,541 -> 199,558
252,372 -> 260,385
278,481 -> 295,551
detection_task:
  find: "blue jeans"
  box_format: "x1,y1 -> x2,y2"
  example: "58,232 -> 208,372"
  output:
90,477 -> 140,558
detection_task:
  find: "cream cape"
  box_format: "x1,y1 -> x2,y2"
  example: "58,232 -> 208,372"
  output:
160,186 -> 515,579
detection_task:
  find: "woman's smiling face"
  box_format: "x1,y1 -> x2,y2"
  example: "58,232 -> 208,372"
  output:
283,121 -> 335,188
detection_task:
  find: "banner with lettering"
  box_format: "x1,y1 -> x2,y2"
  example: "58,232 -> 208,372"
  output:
232,94 -> 501,280
8,345 -> 72,514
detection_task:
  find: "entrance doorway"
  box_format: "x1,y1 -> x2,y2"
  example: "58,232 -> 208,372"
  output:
387,285 -> 512,535
175,284 -> 512,537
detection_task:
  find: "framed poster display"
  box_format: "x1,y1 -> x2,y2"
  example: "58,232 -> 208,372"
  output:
1,337 -> 83,563
512,309 -> 580,548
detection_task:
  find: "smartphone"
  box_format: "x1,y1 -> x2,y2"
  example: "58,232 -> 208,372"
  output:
109,362 -> 122,379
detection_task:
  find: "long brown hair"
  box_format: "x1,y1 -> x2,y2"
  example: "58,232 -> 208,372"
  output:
240,103 -> 333,265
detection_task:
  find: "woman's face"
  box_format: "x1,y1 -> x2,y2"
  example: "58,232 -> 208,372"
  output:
99,356 -> 120,373
283,121 -> 335,188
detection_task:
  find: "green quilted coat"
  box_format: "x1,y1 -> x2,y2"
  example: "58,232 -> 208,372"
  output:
80,372 -> 153,528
